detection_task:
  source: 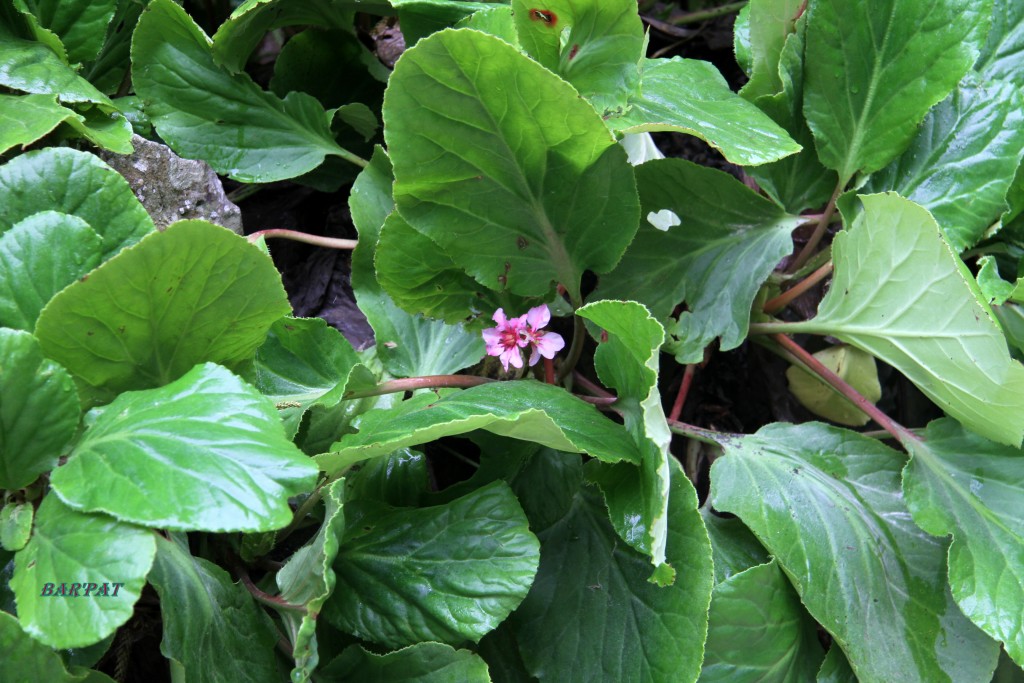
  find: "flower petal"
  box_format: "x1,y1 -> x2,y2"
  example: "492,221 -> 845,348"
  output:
525,304 -> 551,330
533,331 -> 565,359
492,308 -> 508,325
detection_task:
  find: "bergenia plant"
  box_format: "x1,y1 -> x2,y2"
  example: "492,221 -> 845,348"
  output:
1,0 -> 1024,681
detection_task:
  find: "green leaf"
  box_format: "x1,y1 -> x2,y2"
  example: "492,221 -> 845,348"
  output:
610,58 -> 802,167
0,93 -> 73,154
384,28 -> 639,302
902,418 -> 1024,667
817,647 -> 858,683
35,220 -> 291,403
148,533 -> 282,683
317,381 -> 642,475
701,506 -> 770,585
578,301 -> 671,569
738,0 -> 804,100
0,329 -> 78,490
51,363 -> 318,532
803,0 -> 991,181
860,75 -> 1024,252
700,559 -> 825,682
391,0 -> 500,44
977,255 -> 1024,306
324,481 -> 539,647
784,193 -> 1024,446
710,422 -> 999,683
241,317 -> 375,439
511,0 -> 644,115
0,610 -> 96,683
745,12 -> 839,213
269,28 -> 386,110
346,448 -> 429,508
0,147 -> 153,260
11,495 -> 155,649
456,5 -> 518,44
321,642 -> 491,682
786,345 -> 881,426
512,458 -> 712,683
0,211 -> 102,331
975,0 -> 1024,86
595,158 -> 802,363
132,0 -> 362,183
212,0 -> 360,73
24,0 -> 117,63
376,211 -> 521,327
350,149 -> 491,375
0,501 -> 32,552
277,478 -> 345,681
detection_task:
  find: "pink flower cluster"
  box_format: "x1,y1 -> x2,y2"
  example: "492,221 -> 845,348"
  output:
482,304 -> 565,372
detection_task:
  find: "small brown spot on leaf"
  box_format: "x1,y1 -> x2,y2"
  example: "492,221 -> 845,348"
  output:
517,236 -> 529,250
568,44 -> 580,60
529,8 -> 557,24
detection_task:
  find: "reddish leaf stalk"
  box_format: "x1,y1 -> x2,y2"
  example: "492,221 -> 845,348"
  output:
788,180 -> 843,273
763,260 -> 834,314
668,363 -> 698,422
772,334 -> 919,442
343,374 -> 494,400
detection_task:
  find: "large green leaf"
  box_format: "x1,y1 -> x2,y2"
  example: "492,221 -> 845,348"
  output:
148,533 -> 282,683
317,381 -> 642,475
276,479 -> 345,682
975,0 -> 1024,86
700,559 -> 824,682
23,0 -> 117,63
803,0 -> 991,182
738,0 -> 804,100
0,329 -> 78,490
11,495 -> 156,649
51,363 -> 318,532
350,149 -> 492,374
511,0 -> 644,115
596,158 -> 801,363
512,458 -> 712,683
391,0 -> 501,44
321,642 -> 491,682
0,93 -> 74,154
746,13 -> 838,214
711,422 -> 998,683
384,28 -> 639,302
241,317 -> 375,439
902,419 -> 1024,667
0,610 -> 112,682
0,148 -> 153,260
783,193 -> 1024,446
861,75 -> 1024,252
0,211 -> 102,331
578,301 -> 671,570
324,481 -> 539,647
701,506 -> 770,584
35,220 -> 291,403
132,0 -> 361,183
610,58 -> 802,167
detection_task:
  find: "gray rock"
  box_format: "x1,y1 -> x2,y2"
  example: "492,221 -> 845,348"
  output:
99,135 -> 243,234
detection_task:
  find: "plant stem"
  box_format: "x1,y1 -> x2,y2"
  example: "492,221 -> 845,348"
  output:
235,565 -> 303,613
787,179 -> 843,273
275,484 -> 328,546
343,374 -> 494,400
556,315 -> 587,384
247,229 -> 358,250
574,371 -> 613,398
668,363 -> 697,422
763,260 -> 833,314
336,149 -> 370,169
671,0 -> 747,24
227,183 -> 265,203
543,357 -> 555,384
667,419 -> 733,445
771,333 -> 919,442
747,320 -> 800,336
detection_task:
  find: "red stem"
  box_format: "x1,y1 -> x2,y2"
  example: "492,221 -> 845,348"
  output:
763,261 -> 834,314
772,334 -> 919,442
787,180 -> 843,273
668,364 -> 697,422
544,357 -> 555,384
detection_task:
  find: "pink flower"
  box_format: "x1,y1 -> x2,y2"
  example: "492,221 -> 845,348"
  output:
482,305 -> 565,372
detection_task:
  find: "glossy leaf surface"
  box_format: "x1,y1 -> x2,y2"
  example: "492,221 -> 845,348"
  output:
11,496 -> 155,649
902,419 -> 1024,666
513,459 -> 712,683
24,0 -> 117,63
322,642 -> 490,682
974,0 -> 1024,86
0,147 -> 153,260
35,220 -> 290,403
52,363 -> 318,532
803,0 -> 990,181
384,28 -> 638,301
318,381 -> 642,474
0,329 -> 78,490
786,193 -> 1024,446
325,481 -> 539,647
133,0 -> 357,182
597,158 -> 801,362
711,422 -> 998,683
612,58 -> 801,166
